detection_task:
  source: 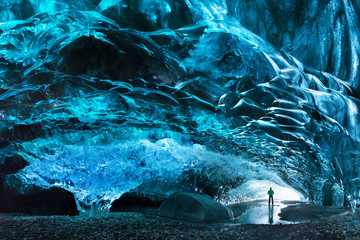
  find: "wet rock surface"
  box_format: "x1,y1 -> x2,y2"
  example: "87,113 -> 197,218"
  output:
278,203 -> 351,222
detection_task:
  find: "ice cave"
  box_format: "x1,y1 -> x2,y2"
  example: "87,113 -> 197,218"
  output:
1,0 -> 360,219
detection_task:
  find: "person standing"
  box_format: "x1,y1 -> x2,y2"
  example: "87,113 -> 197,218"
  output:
268,187 -> 274,205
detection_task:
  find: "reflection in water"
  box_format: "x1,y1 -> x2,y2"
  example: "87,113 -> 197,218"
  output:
236,201 -> 293,224
268,205 -> 274,224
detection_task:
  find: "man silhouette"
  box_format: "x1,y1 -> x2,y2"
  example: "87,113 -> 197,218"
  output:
268,187 -> 274,205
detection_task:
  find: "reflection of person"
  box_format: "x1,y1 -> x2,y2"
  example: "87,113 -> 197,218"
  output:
268,187 -> 274,205
268,205 -> 274,224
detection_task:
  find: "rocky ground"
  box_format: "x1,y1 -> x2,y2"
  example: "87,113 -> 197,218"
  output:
1,208 -> 360,240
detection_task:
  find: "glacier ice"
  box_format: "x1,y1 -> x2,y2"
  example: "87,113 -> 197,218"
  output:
1,0 -> 360,211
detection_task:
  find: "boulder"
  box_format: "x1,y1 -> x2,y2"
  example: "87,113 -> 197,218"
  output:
158,192 -> 233,223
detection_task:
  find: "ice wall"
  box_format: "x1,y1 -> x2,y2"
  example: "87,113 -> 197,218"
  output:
1,0 -> 360,209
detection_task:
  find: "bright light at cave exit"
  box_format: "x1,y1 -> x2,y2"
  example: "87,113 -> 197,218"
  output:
232,180 -> 305,202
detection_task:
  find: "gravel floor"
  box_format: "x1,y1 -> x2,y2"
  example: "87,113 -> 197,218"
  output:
1,212 -> 360,240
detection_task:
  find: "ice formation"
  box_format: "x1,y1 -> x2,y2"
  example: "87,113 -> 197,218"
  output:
1,0 -> 360,210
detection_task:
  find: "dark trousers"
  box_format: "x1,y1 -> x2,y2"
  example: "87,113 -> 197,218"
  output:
268,196 -> 274,205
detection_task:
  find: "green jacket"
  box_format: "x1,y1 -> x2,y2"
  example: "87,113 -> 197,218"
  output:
268,189 -> 274,196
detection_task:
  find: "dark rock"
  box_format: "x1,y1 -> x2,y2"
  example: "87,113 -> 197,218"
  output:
0,154 -> 29,175
0,187 -> 79,216
158,192 -> 233,223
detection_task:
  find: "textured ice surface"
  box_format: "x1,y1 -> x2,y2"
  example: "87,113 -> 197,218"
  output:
8,134 -> 206,209
1,0 -> 360,210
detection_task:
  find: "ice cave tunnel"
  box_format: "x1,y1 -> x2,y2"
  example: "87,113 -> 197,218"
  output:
0,0 -> 360,215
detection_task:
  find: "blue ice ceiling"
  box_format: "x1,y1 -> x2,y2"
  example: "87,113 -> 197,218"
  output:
1,0 -> 360,210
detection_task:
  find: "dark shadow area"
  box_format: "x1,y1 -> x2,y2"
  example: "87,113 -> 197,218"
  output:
110,191 -> 161,216
0,187 -> 79,216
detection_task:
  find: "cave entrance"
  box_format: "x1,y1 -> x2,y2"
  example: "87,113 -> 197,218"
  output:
229,180 -> 306,224
228,179 -> 305,202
